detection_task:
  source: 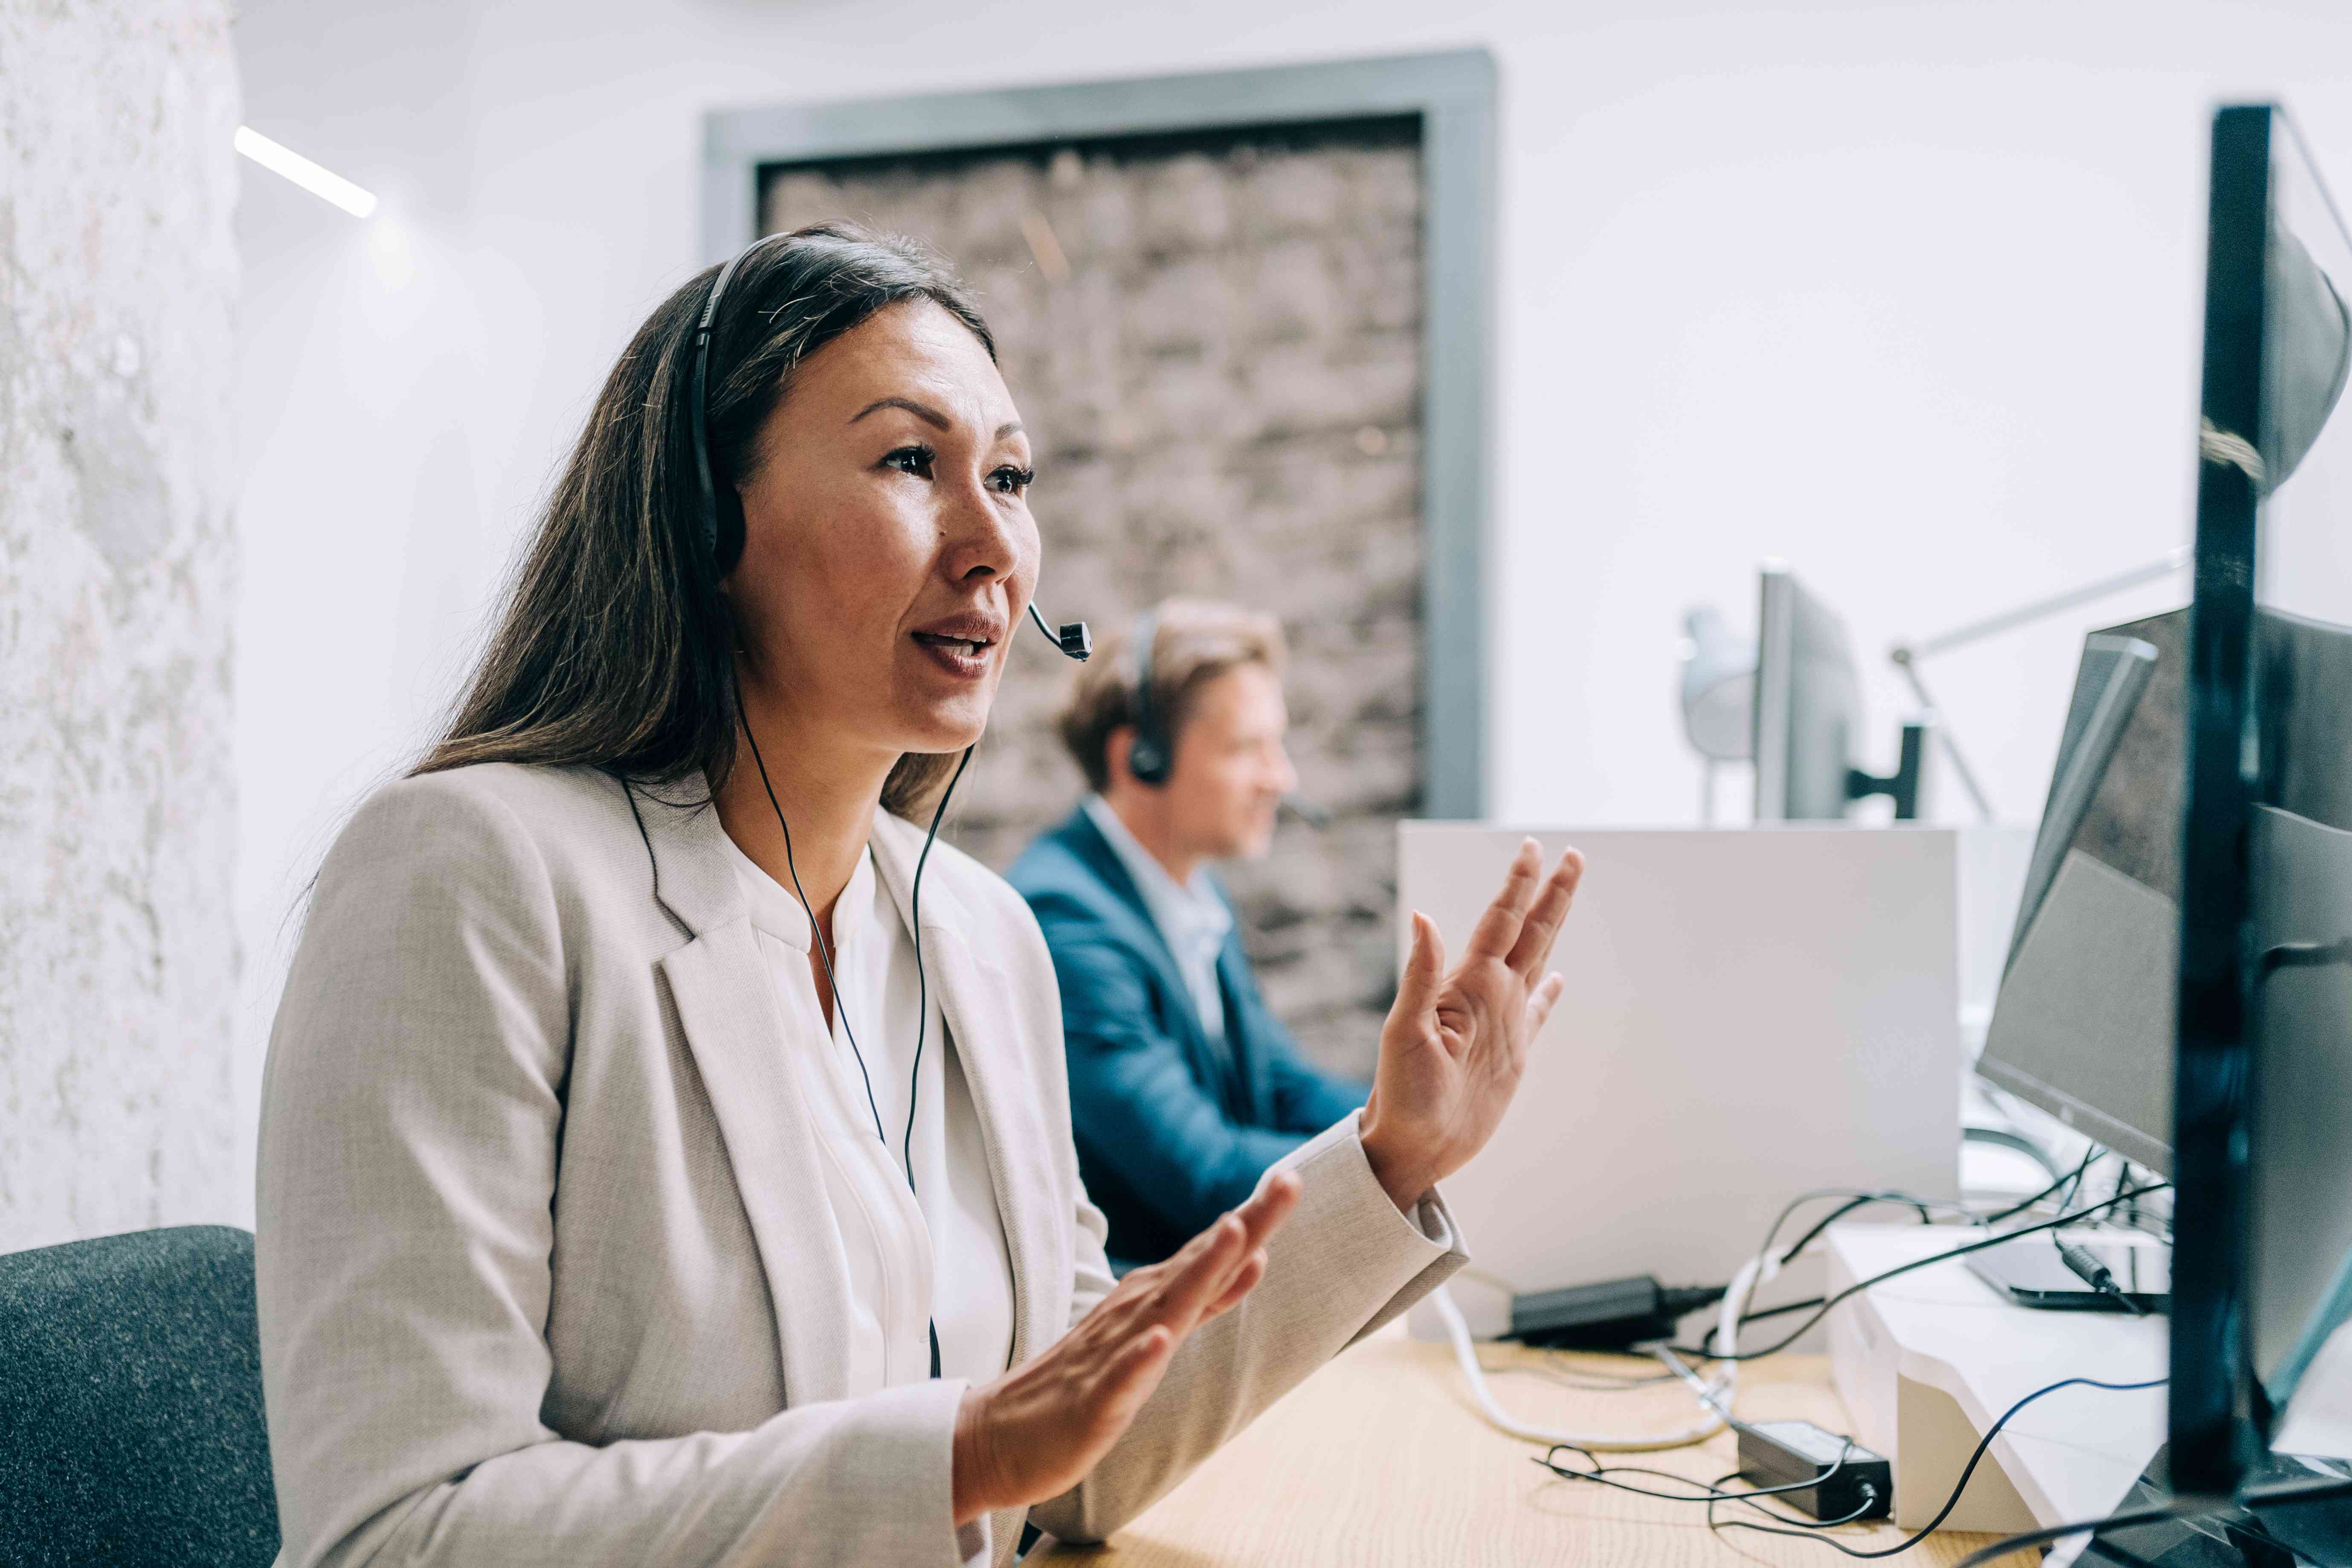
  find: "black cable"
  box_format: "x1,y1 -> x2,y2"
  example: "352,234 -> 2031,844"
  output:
1668,1183 -> 2171,1362
1705,1467 -> 1881,1529
1752,1189 -> 1940,1269
1755,1158 -> 2108,1282
1695,1295 -> 1829,1356
1946,1505 -> 2198,1568
2057,1145 -> 2097,1212
742,708 -> 887,1147
1777,1194 -> 1937,1267
1704,1375 -> 2166,1557
1535,1441 -> 1854,1507
1943,1473 -> 2352,1568
1684,1185 -> 2029,1359
1977,1145 -> 2101,1227
1705,1189 -> 2134,1358
742,715 -> 969,1385
900,746 -> 969,1388
900,746 -> 973,1195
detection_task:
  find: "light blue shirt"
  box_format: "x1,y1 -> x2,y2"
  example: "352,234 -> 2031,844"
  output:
1082,796 -> 1233,1045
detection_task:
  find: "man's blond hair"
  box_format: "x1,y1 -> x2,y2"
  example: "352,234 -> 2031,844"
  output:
1056,598 -> 1286,792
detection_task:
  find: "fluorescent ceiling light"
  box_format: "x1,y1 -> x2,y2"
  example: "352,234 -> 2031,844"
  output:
235,126 -> 377,218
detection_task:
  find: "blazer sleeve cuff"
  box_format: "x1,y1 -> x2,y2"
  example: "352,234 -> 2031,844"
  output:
1266,1110 -> 1466,1344
784,1375 -> 980,1568
1275,1110 -> 1456,1246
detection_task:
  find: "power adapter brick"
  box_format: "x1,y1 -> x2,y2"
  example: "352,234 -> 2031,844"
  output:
1508,1275 -> 1728,1351
1734,1420 -> 1892,1522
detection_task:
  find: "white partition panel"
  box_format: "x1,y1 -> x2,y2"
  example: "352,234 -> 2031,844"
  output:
1401,825 -> 1963,1333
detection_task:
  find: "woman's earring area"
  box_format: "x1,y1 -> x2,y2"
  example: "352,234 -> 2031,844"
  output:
713,487 -> 746,578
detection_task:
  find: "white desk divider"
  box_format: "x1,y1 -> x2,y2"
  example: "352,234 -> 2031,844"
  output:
1401,824 -> 1979,1342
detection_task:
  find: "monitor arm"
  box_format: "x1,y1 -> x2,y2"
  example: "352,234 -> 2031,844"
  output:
1888,546 -> 2190,824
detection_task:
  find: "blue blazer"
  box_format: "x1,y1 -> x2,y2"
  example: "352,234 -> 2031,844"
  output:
1008,807 -> 1369,1265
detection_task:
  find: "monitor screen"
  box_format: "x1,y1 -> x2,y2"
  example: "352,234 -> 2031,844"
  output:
2173,103 -> 2352,1488
1979,613 -> 2182,1176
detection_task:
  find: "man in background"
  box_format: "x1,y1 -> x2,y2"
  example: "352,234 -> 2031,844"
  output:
1009,599 -> 1367,1267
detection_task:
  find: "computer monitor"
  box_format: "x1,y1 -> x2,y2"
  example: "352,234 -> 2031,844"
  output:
2172,102 -> 2352,1496
1751,563 -> 1925,820
1979,612 -> 2180,1176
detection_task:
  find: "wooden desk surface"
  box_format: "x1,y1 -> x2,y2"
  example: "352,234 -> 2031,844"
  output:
1041,1330 -> 2035,1566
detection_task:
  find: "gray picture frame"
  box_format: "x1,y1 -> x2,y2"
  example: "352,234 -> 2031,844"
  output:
703,49 -> 1495,817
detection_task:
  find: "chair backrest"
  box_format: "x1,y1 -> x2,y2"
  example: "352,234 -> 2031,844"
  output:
0,1224 -> 280,1567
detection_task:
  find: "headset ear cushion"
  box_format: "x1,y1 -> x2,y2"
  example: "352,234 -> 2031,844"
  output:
1128,736 -> 1168,784
713,489 -> 746,576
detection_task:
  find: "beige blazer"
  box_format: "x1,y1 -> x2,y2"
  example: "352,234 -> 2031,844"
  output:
255,762 -> 1464,1568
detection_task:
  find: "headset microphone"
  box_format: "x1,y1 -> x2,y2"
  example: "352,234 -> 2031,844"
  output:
1027,602 -> 1092,662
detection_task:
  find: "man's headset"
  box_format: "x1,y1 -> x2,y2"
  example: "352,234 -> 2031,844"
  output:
1119,608 -> 1329,826
686,232 -> 1092,663
1124,608 -> 1173,785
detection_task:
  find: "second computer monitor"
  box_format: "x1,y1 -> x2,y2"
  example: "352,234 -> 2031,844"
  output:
1978,610 -> 2184,1176
1752,563 -> 1864,820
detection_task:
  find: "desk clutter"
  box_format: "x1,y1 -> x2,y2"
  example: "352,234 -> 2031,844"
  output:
1036,1327 -> 2024,1567
1402,105 -> 2352,1542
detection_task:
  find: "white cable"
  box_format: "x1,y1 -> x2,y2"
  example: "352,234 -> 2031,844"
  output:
1432,1283 -> 1737,1452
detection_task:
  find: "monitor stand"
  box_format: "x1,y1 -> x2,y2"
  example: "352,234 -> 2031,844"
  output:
2085,1445 -> 2352,1567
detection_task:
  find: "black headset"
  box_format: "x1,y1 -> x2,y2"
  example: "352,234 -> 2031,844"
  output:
687,233 -> 1091,1378
1118,608 -> 1331,826
1125,608 -> 1173,785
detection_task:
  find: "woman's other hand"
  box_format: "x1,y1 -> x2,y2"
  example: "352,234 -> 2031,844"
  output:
1361,838 -> 1583,1212
950,1171 -> 1300,1525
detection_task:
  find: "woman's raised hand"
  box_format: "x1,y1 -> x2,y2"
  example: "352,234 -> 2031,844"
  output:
1361,838 -> 1583,1211
950,1171 -> 1300,1526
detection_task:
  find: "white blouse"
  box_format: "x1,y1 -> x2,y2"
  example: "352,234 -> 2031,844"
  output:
722,833 -> 1017,1390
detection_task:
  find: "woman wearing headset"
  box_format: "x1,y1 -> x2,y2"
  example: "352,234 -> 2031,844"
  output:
255,223 -> 1581,1568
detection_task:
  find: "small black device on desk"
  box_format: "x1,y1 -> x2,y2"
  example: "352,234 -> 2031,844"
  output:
1734,1420 -> 1893,1522
1966,1234 -> 2170,1314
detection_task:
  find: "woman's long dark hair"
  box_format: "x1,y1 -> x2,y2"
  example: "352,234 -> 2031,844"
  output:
413,222 -> 995,816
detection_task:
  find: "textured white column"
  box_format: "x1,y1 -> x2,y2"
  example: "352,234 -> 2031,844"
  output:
0,0 -> 241,1250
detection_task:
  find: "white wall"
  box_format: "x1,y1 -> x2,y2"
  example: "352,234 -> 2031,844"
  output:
228,0 -> 2352,1220
3,0 -> 242,1249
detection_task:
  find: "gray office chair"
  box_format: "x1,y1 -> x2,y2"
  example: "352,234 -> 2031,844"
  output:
0,1224 -> 281,1566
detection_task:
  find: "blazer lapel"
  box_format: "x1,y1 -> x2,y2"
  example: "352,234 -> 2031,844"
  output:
871,817 -> 1064,1369
630,776 -> 858,1406
1060,810 -> 1234,1104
